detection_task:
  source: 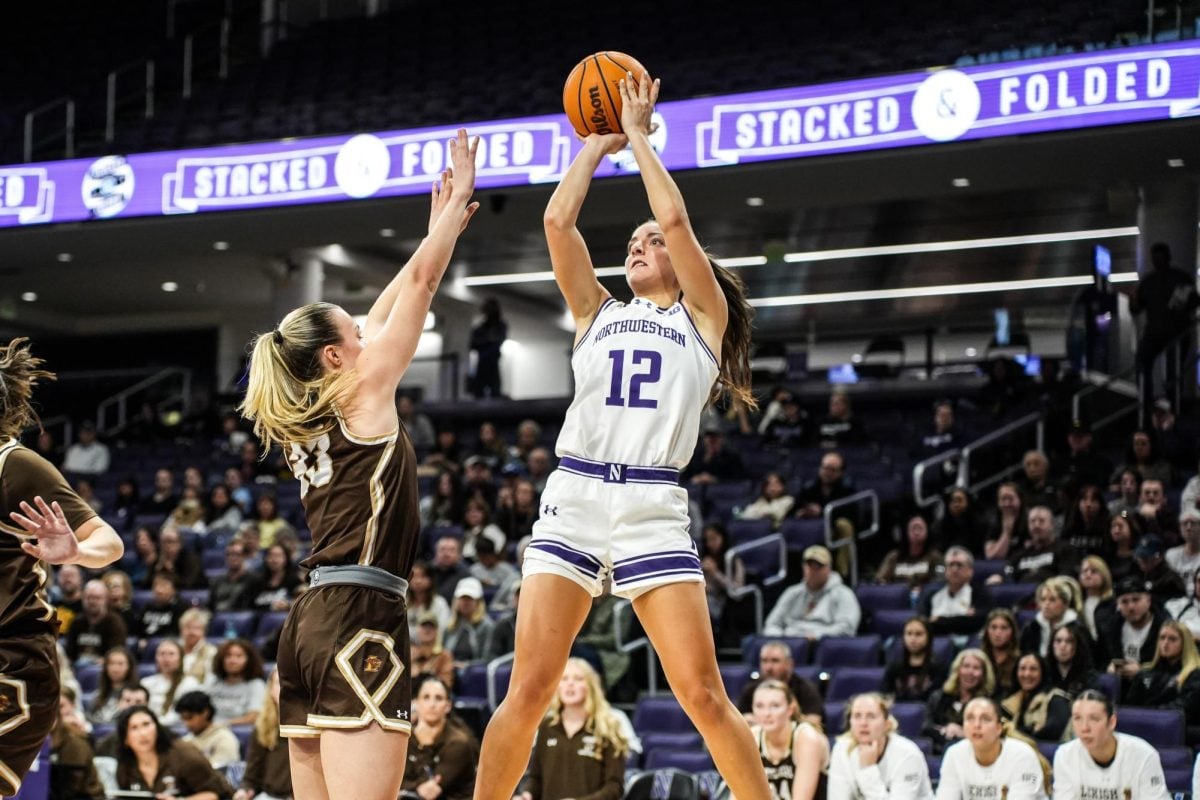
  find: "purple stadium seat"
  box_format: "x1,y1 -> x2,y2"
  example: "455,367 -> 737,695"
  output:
720,664 -> 752,697
1097,672 -> 1119,702
779,518 -> 824,551
794,665 -> 822,685
886,636 -> 955,665
137,663 -> 158,680
728,518 -> 773,544
706,481 -> 755,505
230,724 -> 253,758
972,560 -> 1006,581
455,662 -> 488,702
741,636 -> 809,666
926,756 -> 941,782
1016,609 -> 1037,628
256,611 -> 289,636
644,749 -> 715,772
1115,706 -> 1184,746
989,582 -> 1038,609
633,697 -> 694,734
824,701 -> 847,733
891,703 -> 926,738
641,732 -> 703,756
1165,768 -> 1191,794
912,736 -> 933,755
813,636 -> 882,667
869,609 -> 916,638
132,589 -> 155,610
826,667 -> 887,701
1157,746 -> 1193,769
76,663 -> 102,693
208,611 -> 257,638
179,589 -> 210,607
1037,741 -> 1057,762
202,550 -> 227,570
854,584 -> 911,611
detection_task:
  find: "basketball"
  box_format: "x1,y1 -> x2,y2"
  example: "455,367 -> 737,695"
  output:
562,51 -> 649,137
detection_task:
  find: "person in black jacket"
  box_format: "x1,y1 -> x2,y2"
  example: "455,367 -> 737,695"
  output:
917,547 -> 995,637
1098,576 -> 1171,691
881,616 -> 948,703
1047,622 -> 1101,700
1001,653 -> 1071,741
1123,619 -> 1200,724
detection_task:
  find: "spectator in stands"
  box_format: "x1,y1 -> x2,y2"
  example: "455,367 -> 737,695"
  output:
491,539 -> 529,614
143,638 -> 201,726
1054,419 -> 1113,494
114,705 -> 234,798
102,569 -> 137,631
402,676 -> 479,800
179,608 -> 218,685
574,587 -> 631,694
66,579 -> 128,665
140,468 -> 180,515
136,573 -> 186,640
990,505 -> 1078,585
1105,510 -> 1141,584
205,484 -> 243,532
924,648 -> 996,752
75,477 -> 103,513
937,696 -> 1050,798
1018,577 -> 1079,658
176,690 -> 240,769
761,395 -> 808,449
1151,398 -> 1195,471
421,469 -> 466,530
526,447 -> 553,493
1126,241 -> 1200,404
51,562 -> 84,630
495,479 -> 539,544
462,455 -> 498,509
919,400 -> 960,458
62,420 -> 110,475
516,658 -> 627,800
1077,556 -> 1115,640
1098,577 -> 1169,687
423,429 -> 464,476
1108,467 -> 1142,520
411,610 -> 455,689
983,482 -> 1026,560
213,411 -> 250,460
236,440 -> 276,485
234,522 -> 264,571
470,421 -> 508,470
34,428 -> 60,467
470,527 -> 517,585
234,670 -> 292,800
682,423 -> 746,485
51,688 -> 105,800
737,472 -> 795,530
794,451 -> 855,575
876,514 -> 943,592
748,679 -> 829,800
1168,571 -> 1200,639
1136,477 -> 1179,542
918,547 -> 994,638
87,646 -> 137,724
736,641 -> 823,727
210,540 -> 255,612
1015,450 -> 1058,513
1167,510 -> 1200,592
250,493 -> 294,549
933,487 -> 984,557
112,476 -> 141,528
1048,622 -> 1101,700
209,638 -> 266,726
223,468 -> 254,515
182,466 -> 206,495
1060,484 -> 1109,557
431,535 -> 471,604
981,609 -> 1021,699
763,545 -> 861,639
407,560 -> 451,638
93,684 -> 150,757
1002,653 -> 1071,741
398,394 -> 436,451
150,525 -> 204,590
511,419 -> 542,465
881,616 -> 948,703
1132,534 -> 1187,604
169,486 -> 209,533
443,577 -> 494,663
484,580 -> 520,661
818,388 -> 866,448
249,543 -> 301,613
829,693 -> 934,800
1124,620 -> 1200,724
469,298 -> 507,399
1111,429 -> 1174,490
699,522 -> 743,635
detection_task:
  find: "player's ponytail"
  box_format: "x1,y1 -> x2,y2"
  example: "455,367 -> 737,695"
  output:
707,257 -> 757,411
240,302 -> 357,450
0,337 -> 55,441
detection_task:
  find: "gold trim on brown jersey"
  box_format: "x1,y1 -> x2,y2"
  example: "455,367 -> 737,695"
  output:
335,414 -> 398,446
0,676 -> 31,738
0,441 -> 31,540
305,628 -> 411,734
0,441 -> 59,623
360,438 -> 396,567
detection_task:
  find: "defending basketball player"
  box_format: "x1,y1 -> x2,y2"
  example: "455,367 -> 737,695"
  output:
239,129 -> 478,800
0,338 -> 124,796
473,72 -> 770,800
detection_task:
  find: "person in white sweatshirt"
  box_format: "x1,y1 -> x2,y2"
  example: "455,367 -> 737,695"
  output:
935,696 -> 1048,800
763,545 -> 861,639
828,693 -> 933,800
1053,689 -> 1169,799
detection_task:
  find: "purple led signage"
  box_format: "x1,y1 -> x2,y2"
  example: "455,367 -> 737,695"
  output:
2,41 -> 1198,228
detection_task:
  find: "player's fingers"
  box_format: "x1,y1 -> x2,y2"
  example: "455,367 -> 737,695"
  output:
18,501 -> 45,524
10,512 -> 37,531
20,542 -> 41,558
51,500 -> 68,522
35,496 -> 55,518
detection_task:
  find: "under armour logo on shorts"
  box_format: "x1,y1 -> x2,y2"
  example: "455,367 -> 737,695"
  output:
542,504 -> 558,516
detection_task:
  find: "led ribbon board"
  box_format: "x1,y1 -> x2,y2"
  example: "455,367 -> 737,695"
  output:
1,41 -> 1198,228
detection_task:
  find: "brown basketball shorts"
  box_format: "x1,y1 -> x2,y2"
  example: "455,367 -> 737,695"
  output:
0,631 -> 60,795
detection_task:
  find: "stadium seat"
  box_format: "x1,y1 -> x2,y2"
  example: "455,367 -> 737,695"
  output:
779,518 -> 824,551
826,667 -> 887,701
1115,706 -> 1184,746
990,582 -> 1038,609
1158,746 -> 1193,769
1096,672 -> 1119,703
209,611 -> 257,638
255,610 -> 289,637
179,589 -> 210,607
813,636 -> 882,667
624,768 -> 700,800
719,664 -> 752,697
633,697 -> 694,735
728,518 -> 773,544
1165,768 -> 1191,795
886,636 -> 955,665
854,583 -> 911,611
230,724 -> 253,758
76,663 -> 102,693
644,749 -> 715,772
972,560 -> 1007,581
640,732 -> 703,757
891,703 -> 926,738
869,609 -> 916,638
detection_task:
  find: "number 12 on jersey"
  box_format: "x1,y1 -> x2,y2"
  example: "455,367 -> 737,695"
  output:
605,349 -> 662,409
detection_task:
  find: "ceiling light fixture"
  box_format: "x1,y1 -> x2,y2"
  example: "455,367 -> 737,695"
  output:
161,281 -> 179,292
952,177 -> 970,188
379,228 -> 396,238
212,241 -> 230,251
1168,158 -> 1185,168
56,252 -> 73,263
20,292 -> 37,302
745,197 -> 765,207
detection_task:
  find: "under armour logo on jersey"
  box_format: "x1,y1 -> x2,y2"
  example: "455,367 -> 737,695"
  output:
603,463 -> 626,484
542,504 -> 558,516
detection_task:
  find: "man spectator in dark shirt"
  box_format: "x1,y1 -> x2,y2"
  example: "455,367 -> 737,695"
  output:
817,389 -> 867,448
1127,242 -> 1200,406
735,641 -> 823,727
94,685 -> 150,757
917,401 -> 959,458
65,580 -> 128,665
51,563 -> 84,633
1131,534 -> 1186,605
1016,450 -> 1058,513
398,394 -> 436,452
762,397 -> 808,449
1150,398 -> 1196,473
794,450 -> 856,575
209,539 -> 256,612
1054,419 -> 1113,492
462,456 -> 498,509
136,574 -> 186,640
139,468 -> 179,515
431,536 -> 471,604
918,547 -> 995,637
1097,577 -> 1169,690
1136,478 -> 1179,542
682,425 -> 746,485
988,505 -> 1079,585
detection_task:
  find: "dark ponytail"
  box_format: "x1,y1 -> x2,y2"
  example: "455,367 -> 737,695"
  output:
0,338 -> 55,440
707,257 -> 757,411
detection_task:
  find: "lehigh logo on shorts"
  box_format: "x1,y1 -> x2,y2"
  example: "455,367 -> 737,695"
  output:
364,655 -> 383,673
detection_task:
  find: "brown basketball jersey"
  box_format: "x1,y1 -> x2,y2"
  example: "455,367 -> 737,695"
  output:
0,441 -> 97,631
284,416 -> 419,577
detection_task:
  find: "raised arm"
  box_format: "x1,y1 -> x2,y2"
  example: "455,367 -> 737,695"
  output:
357,129 -> 480,393
619,73 -> 728,337
544,133 -> 625,329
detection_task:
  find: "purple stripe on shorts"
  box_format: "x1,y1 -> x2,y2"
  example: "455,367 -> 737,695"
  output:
612,553 -> 703,583
527,540 -> 603,576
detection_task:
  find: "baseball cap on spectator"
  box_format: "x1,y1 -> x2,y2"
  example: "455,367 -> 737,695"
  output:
500,461 -> 526,477
475,530 -> 505,556
1153,397 -> 1172,413
464,455 -> 488,469
1114,576 -> 1152,598
454,577 -> 485,600
802,545 -> 832,566
1134,534 -> 1164,560
1068,419 -> 1091,435
416,610 -> 440,627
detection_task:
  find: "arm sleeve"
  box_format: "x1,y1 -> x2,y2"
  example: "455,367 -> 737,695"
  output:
3,449 -> 98,530
1051,747 -> 1074,800
1138,748 -> 1171,800
240,739 -> 265,791
933,746 -> 961,800
175,743 -> 235,799
855,741 -> 929,800
1007,746 -> 1046,800
573,747 -> 625,800
433,737 -> 479,797
826,742 -> 854,800
212,729 -> 242,768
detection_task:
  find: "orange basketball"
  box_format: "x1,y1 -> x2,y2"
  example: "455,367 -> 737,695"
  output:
562,51 -> 649,137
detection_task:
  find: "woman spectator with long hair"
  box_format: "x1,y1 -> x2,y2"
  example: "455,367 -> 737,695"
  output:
1108,467 -> 1143,518
249,543 -> 301,613
420,469 -> 466,530
876,515 -> 943,594
1001,653 -> 1071,742
1047,622 -> 1101,700
130,524 -> 159,588
1018,576 -> 1079,658
87,646 -> 138,724
179,607 -> 218,685
401,676 -> 479,800
461,497 -> 506,561
924,648 -> 996,753
881,616 -> 948,703
250,492 -> 294,549
1061,484 -> 1110,556
233,670 -> 292,800
114,705 -> 233,799
494,478 -> 539,544
1078,556 -> 1115,640
981,609 -> 1021,699
738,472 -> 795,531
206,484 -> 244,532
142,638 -> 202,726
1105,510 -> 1142,584
1123,620 -> 1200,721
411,611 -> 456,689
828,693 -> 933,800
748,679 -> 829,800
933,488 -> 983,557
1110,429 -> 1173,490
113,476 -> 141,527
1168,570 -> 1200,638
984,483 -> 1026,560
406,560 -> 451,638
442,577 -> 495,663
208,638 -> 267,726
934,696 -> 1048,799
102,568 -> 137,631
699,521 -> 744,637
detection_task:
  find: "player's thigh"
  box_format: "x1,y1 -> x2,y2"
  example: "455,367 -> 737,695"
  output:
509,573 -> 595,693
318,725 -> 409,800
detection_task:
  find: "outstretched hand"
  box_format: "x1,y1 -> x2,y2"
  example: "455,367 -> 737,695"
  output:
428,129 -> 481,235
618,70 -> 660,138
12,496 -> 80,565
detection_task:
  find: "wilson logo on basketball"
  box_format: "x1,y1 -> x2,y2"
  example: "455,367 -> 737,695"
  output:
364,655 -> 383,673
588,87 -> 614,134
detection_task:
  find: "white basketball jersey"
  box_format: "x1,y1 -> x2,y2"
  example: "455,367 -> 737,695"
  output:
555,297 -> 720,469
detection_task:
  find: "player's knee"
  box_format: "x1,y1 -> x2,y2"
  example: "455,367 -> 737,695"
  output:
506,673 -> 560,713
675,680 -> 728,727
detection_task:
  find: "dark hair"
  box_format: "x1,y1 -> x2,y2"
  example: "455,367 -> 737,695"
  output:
97,647 -> 138,708
1016,652 -> 1051,694
757,472 -> 787,502
213,638 -> 265,682
119,683 -> 149,701
1126,428 -> 1161,465
413,674 -> 450,697
174,690 -> 216,718
899,616 -> 935,663
0,338 -> 55,440
1052,622 -> 1095,694
1073,688 -> 1114,717
1064,484 -> 1110,540
116,705 -> 174,760
700,521 -> 731,563
705,257 -> 757,411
